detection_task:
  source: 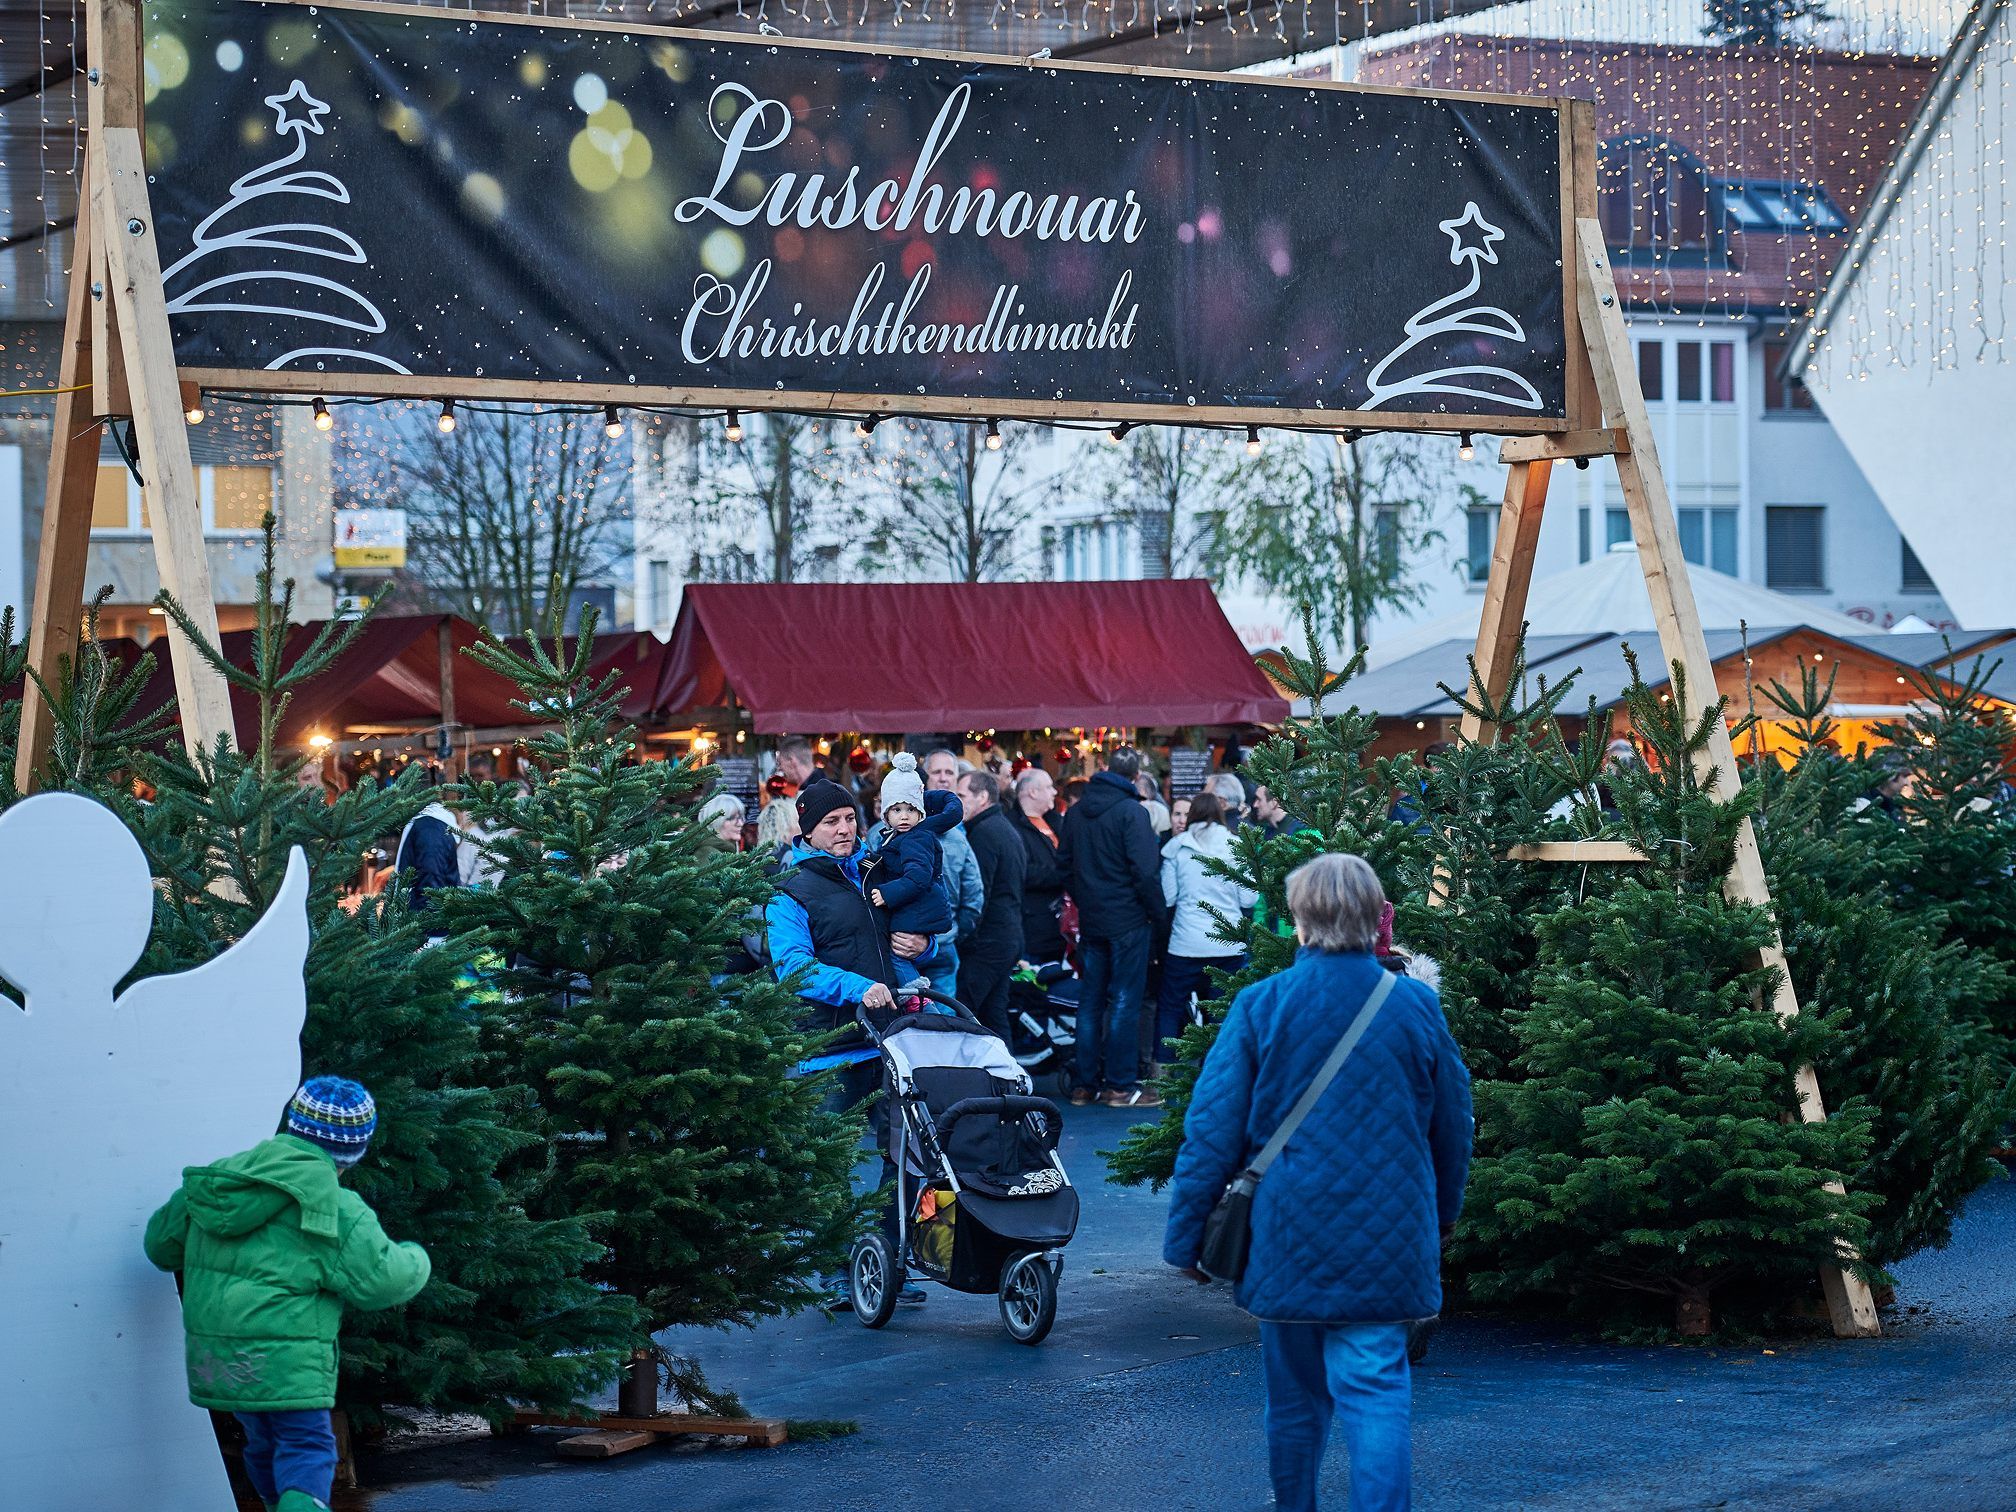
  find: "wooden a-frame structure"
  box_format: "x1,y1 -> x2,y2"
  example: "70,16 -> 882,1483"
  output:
16,0 -> 1878,1337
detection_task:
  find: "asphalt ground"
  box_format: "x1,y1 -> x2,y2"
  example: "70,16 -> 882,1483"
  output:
358,1106 -> 2016,1511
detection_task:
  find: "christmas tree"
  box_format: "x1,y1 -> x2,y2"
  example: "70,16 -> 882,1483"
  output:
443,618 -> 862,1401
1109,621 -> 1430,1186
1751,665 -> 2011,1266
1461,658 -> 1875,1336
141,522 -> 636,1428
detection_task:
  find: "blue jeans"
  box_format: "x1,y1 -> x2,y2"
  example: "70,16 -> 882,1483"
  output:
1153,951 -> 1245,1054
923,935 -> 960,997
1259,1321 -> 1412,1512
1076,925 -> 1151,1093
234,1409 -> 338,1506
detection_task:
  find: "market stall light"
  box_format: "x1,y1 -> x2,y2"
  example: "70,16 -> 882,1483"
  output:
603,404 -> 624,440
436,399 -> 456,434
984,419 -> 1003,450
1458,432 -> 1475,462
724,408 -> 744,443
183,389 -> 205,425
857,414 -> 881,440
1107,421 -> 1132,444
312,397 -> 333,431
735,730 -> 746,743
307,732 -> 333,750
1245,426 -> 1263,457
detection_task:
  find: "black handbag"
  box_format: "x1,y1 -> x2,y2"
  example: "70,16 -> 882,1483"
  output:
1198,971 -> 1397,1283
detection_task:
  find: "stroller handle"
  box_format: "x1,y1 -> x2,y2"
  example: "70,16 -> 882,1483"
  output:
934,1094 -> 1064,1147
854,984 -> 985,1039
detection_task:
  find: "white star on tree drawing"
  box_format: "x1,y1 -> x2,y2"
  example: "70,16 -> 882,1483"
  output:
1361,201 -> 1544,414
162,77 -> 411,373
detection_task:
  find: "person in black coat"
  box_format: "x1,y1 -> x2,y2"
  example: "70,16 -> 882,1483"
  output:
1058,747 -> 1167,1107
1006,767 -> 1068,961
954,770 -> 1027,1045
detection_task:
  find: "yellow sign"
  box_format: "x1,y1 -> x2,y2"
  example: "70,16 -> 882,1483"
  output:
334,509 -> 406,570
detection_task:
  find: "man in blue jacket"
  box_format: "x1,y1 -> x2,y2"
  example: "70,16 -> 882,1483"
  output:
1164,853 -> 1472,1512
766,776 -> 932,1308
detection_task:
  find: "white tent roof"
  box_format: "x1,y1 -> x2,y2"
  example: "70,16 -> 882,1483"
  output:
1366,544 -> 1872,668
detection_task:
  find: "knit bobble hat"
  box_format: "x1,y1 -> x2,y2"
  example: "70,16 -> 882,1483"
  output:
286,1076 -> 377,1167
795,777 -> 858,835
878,752 -> 926,819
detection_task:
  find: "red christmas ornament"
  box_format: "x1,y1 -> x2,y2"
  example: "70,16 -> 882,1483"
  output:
847,743 -> 874,774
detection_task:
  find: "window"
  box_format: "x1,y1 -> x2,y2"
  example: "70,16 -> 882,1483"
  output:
1606,509 -> 1633,550
1900,539 -> 1935,594
1719,181 -> 1847,233
1372,506 -> 1402,574
1676,342 -> 1702,402
1766,506 -> 1827,591
1710,342 -> 1736,403
1465,506 -> 1495,583
91,464 -> 270,534
1637,340 -> 1663,401
1599,137 -> 1712,253
1578,507 -> 1591,564
1762,338 -> 1817,413
647,560 -> 672,627
1678,508 -> 1739,576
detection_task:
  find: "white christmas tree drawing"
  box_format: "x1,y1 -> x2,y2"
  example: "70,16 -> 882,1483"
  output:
1361,202 -> 1545,413
163,78 -> 411,373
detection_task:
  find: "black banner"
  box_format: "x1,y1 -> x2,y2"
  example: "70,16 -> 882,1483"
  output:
142,0 -> 1570,423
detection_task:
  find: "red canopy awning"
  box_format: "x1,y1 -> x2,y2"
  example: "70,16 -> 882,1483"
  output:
648,581 -> 1287,733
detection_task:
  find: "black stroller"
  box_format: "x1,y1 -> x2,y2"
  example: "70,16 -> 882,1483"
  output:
848,991 -> 1080,1344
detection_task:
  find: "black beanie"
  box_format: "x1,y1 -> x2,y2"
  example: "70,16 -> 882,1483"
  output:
795,777 -> 858,834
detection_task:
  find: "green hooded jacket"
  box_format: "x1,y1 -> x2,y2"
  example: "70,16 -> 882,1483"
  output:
143,1133 -> 430,1412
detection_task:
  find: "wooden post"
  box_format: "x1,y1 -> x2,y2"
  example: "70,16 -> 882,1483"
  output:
16,194 -> 107,795
84,0 -> 235,758
1456,457 -> 1553,747
1573,218 -> 1880,1339
437,617 -> 459,774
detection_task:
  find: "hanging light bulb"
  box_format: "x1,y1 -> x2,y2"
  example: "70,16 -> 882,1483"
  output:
1458,432 -> 1475,462
183,393 -> 205,425
724,408 -> 744,443
603,404 -> 624,440
984,419 -> 1002,451
436,399 -> 456,434
857,414 -> 881,441
1107,421 -> 1133,444
312,397 -> 333,432
1245,425 -> 1263,457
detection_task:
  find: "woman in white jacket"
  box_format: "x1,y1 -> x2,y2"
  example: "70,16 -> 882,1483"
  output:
1153,792 -> 1258,1068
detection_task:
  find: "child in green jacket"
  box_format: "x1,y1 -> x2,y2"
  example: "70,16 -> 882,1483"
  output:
145,1077 -> 430,1512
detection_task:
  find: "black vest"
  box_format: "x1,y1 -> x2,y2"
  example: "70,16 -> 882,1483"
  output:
778,854 -> 904,1007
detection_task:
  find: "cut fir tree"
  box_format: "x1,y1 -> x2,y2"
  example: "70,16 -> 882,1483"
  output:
137,522 -> 638,1428
445,617 -> 863,1411
1460,659 -> 1875,1337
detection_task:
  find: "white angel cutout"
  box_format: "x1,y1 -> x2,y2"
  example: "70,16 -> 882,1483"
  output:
0,793 -> 310,1510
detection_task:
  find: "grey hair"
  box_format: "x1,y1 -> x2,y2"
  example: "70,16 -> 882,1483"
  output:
698,791 -> 746,827
1285,853 -> 1385,953
1208,773 -> 1247,808
1013,768 -> 1052,798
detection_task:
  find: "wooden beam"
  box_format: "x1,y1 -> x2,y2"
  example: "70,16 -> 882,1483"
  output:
1497,428 -> 1626,464
16,192 -> 106,794
1455,458 -> 1553,747
84,0 -> 134,420
1503,840 -> 1647,863
1574,217 -> 1880,1340
1560,99 -> 1603,433
92,126 -> 237,758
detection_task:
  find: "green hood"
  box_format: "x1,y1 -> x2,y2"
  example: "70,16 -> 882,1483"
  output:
183,1134 -> 344,1242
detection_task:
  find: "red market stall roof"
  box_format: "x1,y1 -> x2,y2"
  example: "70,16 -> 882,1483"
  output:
648,581 -> 1288,733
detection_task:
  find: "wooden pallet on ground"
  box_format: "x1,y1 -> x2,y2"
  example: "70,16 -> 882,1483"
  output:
512,1409 -> 788,1458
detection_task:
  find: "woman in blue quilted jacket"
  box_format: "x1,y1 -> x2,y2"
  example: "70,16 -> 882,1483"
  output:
1163,853 -> 1473,1512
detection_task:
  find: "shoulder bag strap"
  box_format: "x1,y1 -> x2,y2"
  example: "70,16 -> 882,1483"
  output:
1248,969 -> 1398,1178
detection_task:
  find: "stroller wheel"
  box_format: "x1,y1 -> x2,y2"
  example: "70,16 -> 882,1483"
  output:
850,1234 -> 900,1330
998,1252 -> 1058,1346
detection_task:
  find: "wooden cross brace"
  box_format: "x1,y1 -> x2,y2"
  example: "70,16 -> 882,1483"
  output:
1427,219 -> 1880,1339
